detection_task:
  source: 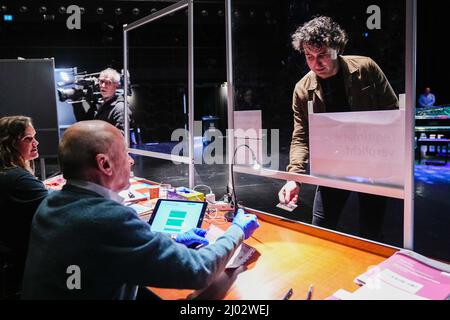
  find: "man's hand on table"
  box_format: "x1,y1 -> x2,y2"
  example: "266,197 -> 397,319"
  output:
232,209 -> 260,240
175,228 -> 209,248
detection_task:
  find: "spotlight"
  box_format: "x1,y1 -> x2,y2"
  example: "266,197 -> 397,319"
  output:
217,10 -> 224,17
102,22 -> 114,32
1,5 -> 7,12
114,8 -> 122,15
249,11 -> 255,18
132,8 -> 140,16
19,6 -> 28,13
79,7 -> 85,15
58,6 -> 66,14
96,7 -> 104,15
150,8 -> 157,14
59,72 -> 71,83
43,14 -> 55,21
234,10 -> 240,18
39,6 -> 47,14
201,10 -> 208,17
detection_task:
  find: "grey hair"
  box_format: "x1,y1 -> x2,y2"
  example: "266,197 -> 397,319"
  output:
99,68 -> 121,84
291,16 -> 348,54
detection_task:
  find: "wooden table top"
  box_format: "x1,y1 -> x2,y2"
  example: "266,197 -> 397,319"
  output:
146,210 -> 398,300
42,176 -> 400,300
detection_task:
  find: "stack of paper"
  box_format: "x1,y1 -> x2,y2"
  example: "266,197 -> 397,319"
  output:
206,224 -> 257,269
119,189 -> 148,203
327,250 -> 450,300
126,203 -> 153,216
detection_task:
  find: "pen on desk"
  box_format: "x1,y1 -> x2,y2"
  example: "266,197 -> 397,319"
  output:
305,284 -> 314,300
283,288 -> 293,300
250,235 -> 264,245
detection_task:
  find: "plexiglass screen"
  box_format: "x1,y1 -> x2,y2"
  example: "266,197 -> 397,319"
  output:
127,9 -> 189,156
231,0 -> 406,246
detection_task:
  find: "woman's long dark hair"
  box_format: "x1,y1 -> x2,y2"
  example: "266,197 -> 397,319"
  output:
0,115 -> 35,174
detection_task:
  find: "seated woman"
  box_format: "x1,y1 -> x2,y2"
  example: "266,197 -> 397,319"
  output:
0,116 -> 48,298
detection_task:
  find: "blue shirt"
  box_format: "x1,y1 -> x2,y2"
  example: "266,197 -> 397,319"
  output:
418,93 -> 435,107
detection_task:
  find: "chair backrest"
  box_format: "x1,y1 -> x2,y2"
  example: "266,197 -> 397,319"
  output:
0,242 -> 21,300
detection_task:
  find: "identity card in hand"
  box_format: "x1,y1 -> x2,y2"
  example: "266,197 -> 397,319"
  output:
276,202 -> 298,212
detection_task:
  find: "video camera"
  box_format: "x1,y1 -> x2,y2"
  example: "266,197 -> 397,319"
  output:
56,68 -> 101,104
56,67 -> 131,104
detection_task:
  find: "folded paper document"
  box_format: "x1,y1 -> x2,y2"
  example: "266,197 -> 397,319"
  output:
127,203 -> 153,216
351,250 -> 450,300
206,224 -> 257,269
327,250 -> 450,300
119,189 -> 148,203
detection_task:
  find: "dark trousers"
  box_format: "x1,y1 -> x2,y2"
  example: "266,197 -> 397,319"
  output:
312,186 -> 387,241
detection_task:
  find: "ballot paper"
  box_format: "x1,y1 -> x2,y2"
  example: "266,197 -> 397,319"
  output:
127,203 -> 153,216
119,189 -> 148,203
326,250 -> 450,300
206,224 -> 256,269
353,250 -> 450,300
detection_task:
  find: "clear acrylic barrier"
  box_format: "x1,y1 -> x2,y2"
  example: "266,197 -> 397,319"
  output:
126,5 -> 189,157
227,0 -> 409,247
309,110 -> 405,187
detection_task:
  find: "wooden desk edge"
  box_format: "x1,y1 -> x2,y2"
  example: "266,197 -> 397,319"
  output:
132,177 -> 397,258
245,207 -> 398,258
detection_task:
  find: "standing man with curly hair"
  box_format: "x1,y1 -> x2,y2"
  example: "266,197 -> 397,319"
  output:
278,16 -> 398,241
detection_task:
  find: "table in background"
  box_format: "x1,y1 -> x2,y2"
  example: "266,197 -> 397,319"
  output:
417,138 -> 450,164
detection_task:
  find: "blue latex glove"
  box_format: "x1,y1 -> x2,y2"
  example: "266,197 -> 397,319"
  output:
175,228 -> 209,248
232,209 -> 260,240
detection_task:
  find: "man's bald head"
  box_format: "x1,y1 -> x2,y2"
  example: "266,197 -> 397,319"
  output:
58,120 -> 123,180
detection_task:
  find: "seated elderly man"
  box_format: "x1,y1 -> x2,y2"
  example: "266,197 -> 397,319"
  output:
22,120 -> 259,299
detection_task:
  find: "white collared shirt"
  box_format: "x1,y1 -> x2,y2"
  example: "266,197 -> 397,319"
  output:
66,179 -> 124,204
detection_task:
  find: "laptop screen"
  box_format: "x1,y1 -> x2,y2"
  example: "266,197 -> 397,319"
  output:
148,199 -> 207,234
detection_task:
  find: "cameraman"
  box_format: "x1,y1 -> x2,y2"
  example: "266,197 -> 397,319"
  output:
72,68 -> 131,134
